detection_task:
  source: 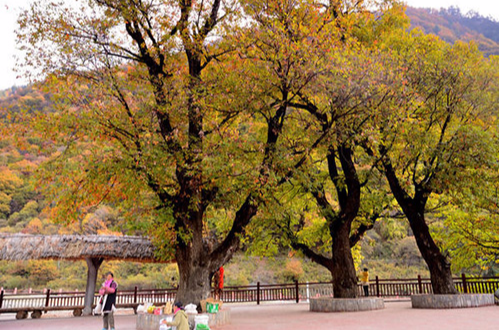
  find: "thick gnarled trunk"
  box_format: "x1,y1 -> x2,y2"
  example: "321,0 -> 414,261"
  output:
331,223 -> 359,298
175,259 -> 212,306
172,194 -> 258,307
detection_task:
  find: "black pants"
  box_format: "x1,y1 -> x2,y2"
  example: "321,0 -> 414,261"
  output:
363,285 -> 369,297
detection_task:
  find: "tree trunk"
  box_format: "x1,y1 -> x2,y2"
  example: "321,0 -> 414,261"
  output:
172,196 -> 258,307
175,258 -> 212,306
381,153 -> 457,295
330,222 -> 359,298
329,145 -> 361,298
83,257 -> 104,315
407,211 -> 457,294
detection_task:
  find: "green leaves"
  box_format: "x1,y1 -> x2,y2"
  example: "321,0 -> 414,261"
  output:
11,0 -> 499,278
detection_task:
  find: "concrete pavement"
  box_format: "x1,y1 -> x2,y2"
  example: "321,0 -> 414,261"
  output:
0,300 -> 497,330
213,300 -> 498,330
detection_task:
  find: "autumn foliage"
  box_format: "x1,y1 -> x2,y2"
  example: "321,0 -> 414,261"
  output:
0,0 -> 497,302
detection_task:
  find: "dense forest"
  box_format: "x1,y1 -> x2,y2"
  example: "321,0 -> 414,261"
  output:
1,2 -> 498,295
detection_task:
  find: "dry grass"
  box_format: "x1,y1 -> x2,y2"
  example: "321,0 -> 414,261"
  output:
0,234 -> 161,262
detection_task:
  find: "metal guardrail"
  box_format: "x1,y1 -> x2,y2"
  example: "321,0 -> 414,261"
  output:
1,274 -> 498,319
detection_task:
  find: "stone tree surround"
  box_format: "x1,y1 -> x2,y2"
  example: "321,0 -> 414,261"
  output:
310,297 -> 385,312
411,294 -> 494,309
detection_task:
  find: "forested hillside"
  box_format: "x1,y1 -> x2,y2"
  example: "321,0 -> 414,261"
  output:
406,6 -> 499,56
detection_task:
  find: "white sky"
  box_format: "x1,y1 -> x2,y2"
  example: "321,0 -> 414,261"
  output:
0,0 -> 33,90
0,0 -> 498,90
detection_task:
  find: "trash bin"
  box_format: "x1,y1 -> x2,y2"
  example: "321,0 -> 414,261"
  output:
194,314 -> 210,330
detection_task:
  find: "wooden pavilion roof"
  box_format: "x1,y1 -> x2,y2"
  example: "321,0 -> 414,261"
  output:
0,234 -> 162,263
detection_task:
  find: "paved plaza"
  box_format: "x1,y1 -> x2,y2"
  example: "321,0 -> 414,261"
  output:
0,300 -> 497,330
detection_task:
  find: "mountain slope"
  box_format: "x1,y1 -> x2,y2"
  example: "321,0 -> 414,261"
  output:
406,6 -> 499,56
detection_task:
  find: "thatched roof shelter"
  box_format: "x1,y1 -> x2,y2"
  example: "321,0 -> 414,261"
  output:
0,234 -> 161,263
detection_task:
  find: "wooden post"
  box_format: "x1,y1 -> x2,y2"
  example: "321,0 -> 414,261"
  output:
134,286 -> 138,304
462,273 -> 468,294
0,289 -> 4,309
295,280 -> 299,303
45,288 -> 51,308
418,275 -> 423,294
257,282 -> 260,305
375,276 -> 380,297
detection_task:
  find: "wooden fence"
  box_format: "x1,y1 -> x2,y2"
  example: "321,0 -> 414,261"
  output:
1,274 -> 498,319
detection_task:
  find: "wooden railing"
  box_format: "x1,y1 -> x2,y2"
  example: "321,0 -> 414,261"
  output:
1,274 -> 498,318
116,288 -> 177,307
372,275 -> 499,297
221,282 -> 301,304
372,275 -> 433,297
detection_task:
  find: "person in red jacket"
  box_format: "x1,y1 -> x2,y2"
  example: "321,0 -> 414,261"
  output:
213,267 -> 224,300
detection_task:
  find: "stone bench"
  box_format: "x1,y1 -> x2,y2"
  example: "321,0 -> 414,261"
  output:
310,297 -> 385,312
136,309 -> 230,330
411,294 -> 495,309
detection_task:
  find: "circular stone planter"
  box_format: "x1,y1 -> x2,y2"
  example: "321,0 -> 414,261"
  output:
411,294 -> 495,309
310,297 -> 385,312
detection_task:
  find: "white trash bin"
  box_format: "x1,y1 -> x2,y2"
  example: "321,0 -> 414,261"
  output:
194,314 -> 210,330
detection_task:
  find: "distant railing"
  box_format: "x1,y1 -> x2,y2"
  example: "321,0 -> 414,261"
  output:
373,275 -> 433,297
221,275 -> 499,302
1,274 -> 498,318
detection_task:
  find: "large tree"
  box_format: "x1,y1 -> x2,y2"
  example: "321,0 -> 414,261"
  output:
249,2 -> 408,298
366,30 -> 498,294
281,47 -> 400,298
280,0 -> 413,298
17,0 -> 336,308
